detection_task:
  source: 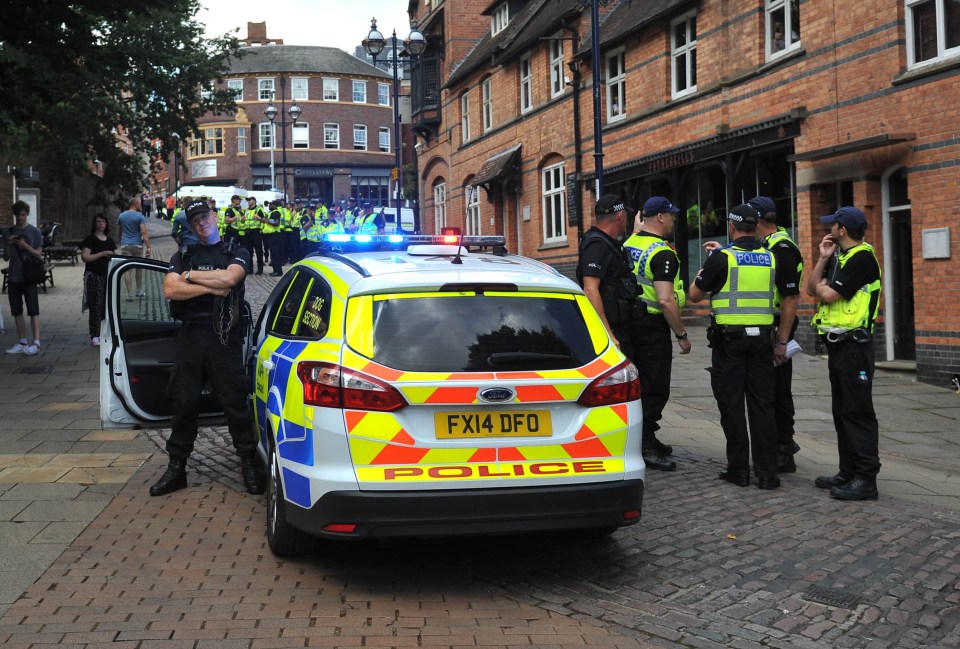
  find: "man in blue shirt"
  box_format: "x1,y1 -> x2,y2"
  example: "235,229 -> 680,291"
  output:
116,196 -> 151,301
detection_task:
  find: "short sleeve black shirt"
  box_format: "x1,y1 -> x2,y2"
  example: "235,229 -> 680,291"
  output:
695,236 -> 791,296
578,227 -> 630,283
765,237 -> 802,297
645,235 -> 680,284
824,244 -> 880,301
80,234 -> 117,276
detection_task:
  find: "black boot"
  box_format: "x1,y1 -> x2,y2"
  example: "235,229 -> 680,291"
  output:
240,455 -> 266,495
150,457 -> 187,496
643,448 -> 677,471
777,444 -> 797,473
830,477 -> 878,501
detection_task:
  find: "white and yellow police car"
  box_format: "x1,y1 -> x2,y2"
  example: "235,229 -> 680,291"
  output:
252,233 -> 645,555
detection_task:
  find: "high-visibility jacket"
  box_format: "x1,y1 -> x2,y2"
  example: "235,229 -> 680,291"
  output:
318,219 -> 344,236
623,232 -> 685,315
355,212 -> 380,235
262,209 -> 282,235
216,207 -> 227,235
343,207 -> 359,229
812,242 -> 881,334
244,205 -> 266,231
316,205 -> 329,220
762,227 -> 803,311
710,244 -> 777,326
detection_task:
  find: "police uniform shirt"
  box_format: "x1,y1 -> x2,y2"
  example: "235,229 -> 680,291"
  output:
168,242 -> 250,319
695,237 -> 791,296
357,210 -> 386,230
638,233 -> 680,285
765,236 -> 802,299
821,246 -> 880,301
579,226 -> 629,283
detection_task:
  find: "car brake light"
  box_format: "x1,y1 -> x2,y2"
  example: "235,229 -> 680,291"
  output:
577,360 -> 641,407
323,523 -> 357,533
297,361 -> 407,412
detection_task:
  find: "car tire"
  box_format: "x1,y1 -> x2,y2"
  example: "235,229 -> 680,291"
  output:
266,443 -> 314,557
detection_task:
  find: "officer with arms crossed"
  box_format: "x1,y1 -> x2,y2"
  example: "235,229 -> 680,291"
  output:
750,196 -> 804,472
689,204 -> 785,490
624,196 -> 691,472
577,194 -> 638,357
806,206 -> 882,501
150,199 -> 265,497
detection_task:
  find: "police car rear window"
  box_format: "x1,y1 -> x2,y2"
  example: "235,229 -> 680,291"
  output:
366,293 -> 596,372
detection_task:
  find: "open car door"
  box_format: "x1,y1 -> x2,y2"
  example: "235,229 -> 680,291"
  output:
100,256 -> 252,428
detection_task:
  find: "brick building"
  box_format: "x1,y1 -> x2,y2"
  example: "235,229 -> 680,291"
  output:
183,44 -> 400,207
408,0 -> 960,387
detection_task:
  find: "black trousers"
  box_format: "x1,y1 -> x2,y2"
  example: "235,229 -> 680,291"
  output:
773,316 -> 799,446
826,338 -> 881,478
263,233 -> 284,273
628,314 -> 672,448
710,332 -> 778,478
166,323 -> 257,461
242,230 -> 264,271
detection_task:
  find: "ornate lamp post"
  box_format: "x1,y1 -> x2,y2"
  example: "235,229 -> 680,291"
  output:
265,76 -> 301,200
363,18 -> 425,231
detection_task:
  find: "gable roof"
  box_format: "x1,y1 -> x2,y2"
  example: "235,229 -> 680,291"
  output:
579,0 -> 694,55
227,46 -> 392,79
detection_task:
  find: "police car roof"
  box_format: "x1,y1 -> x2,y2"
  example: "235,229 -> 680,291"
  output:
297,234 -> 577,293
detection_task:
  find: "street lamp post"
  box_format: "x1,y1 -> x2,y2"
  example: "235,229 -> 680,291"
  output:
363,18 -> 425,231
265,77 -> 301,201
586,0 -> 606,195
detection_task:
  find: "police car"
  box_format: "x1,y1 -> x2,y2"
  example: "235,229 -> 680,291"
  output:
251,233 -> 645,555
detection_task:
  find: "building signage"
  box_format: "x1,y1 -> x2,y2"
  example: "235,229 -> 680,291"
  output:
293,168 -> 334,177
191,160 -> 217,178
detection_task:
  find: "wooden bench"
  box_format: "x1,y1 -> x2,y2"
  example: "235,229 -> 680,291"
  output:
1,263 -> 55,294
44,246 -> 80,265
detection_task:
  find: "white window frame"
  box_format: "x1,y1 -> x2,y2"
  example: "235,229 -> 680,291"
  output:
259,122 -> 274,149
292,123 -> 309,149
905,0 -> 960,67
671,12 -> 698,99
323,78 -> 339,101
353,80 -> 367,103
324,123 -> 339,149
466,185 -> 481,235
491,3 -> 509,35
765,0 -> 801,61
541,162 -> 567,243
605,48 -> 626,121
353,124 -> 367,150
236,127 -> 247,154
550,38 -> 566,98
378,83 -> 390,106
461,92 -> 471,144
258,78 -> 275,101
434,182 -> 446,232
519,54 -> 533,114
379,127 -> 390,152
481,77 -> 494,132
227,79 -> 244,101
291,77 -> 309,101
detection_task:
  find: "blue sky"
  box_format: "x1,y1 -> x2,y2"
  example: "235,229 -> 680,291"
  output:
198,0 -> 415,53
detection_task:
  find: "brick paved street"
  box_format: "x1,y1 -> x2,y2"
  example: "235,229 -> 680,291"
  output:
1,219 -> 959,647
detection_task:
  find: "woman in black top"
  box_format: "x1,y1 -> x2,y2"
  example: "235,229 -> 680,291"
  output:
80,214 -> 117,346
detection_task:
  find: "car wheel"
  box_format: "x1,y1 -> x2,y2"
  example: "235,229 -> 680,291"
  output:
266,443 -> 314,556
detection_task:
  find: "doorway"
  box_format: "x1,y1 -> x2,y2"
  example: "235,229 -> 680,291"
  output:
883,166 -> 915,361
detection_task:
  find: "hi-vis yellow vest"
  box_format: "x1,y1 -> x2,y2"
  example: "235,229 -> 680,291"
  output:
813,242 -> 881,334
711,245 -> 777,325
623,233 -> 685,315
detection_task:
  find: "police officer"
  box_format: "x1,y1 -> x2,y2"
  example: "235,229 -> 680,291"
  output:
806,206 -> 882,501
150,199 -> 265,497
343,197 -> 360,230
750,196 -> 804,472
262,200 -> 284,276
577,194 -> 637,357
298,202 -> 321,259
349,201 -> 386,235
689,204 -> 786,490
243,196 -> 267,274
221,194 -> 244,246
624,197 -> 692,472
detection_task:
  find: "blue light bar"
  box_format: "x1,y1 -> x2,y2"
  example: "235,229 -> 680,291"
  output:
319,233 -> 507,248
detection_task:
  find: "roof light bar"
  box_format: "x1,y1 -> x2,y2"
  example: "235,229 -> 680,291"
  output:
317,233 -> 508,253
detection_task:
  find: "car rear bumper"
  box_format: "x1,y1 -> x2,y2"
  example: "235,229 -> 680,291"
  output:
285,479 -> 644,539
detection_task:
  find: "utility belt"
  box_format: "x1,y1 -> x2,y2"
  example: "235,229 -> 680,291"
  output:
821,328 -> 871,344
707,322 -> 772,346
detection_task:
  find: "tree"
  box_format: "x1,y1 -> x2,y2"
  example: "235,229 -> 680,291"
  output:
0,0 -> 242,203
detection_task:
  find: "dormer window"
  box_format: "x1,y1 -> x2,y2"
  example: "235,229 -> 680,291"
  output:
491,3 -> 509,35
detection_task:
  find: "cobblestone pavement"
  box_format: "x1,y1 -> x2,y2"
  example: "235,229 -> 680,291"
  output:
2,219 -> 959,647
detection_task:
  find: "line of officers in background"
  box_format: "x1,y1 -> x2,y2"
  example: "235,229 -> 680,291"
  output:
578,193 -> 882,502
168,194 -> 386,277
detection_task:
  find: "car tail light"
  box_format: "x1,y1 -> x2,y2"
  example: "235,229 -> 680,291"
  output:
297,361 -> 407,412
323,523 -> 357,534
577,360 -> 641,407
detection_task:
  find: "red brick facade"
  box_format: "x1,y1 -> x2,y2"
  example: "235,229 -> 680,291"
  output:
410,0 -> 960,386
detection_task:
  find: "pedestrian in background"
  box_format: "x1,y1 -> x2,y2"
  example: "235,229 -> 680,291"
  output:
750,196 -> 804,472
155,195 -> 164,220
689,204 -> 785,490
150,199 -> 264,497
165,194 -> 176,220
116,196 -> 151,301
624,196 -> 691,472
807,206 -> 882,501
80,213 -> 117,346
141,193 -> 152,219
3,201 -> 43,355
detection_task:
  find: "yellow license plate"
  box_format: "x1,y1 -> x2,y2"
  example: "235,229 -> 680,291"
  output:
435,411 -> 552,439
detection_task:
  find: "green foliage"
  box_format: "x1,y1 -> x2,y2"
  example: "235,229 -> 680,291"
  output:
402,163 -> 418,201
0,0 -> 242,203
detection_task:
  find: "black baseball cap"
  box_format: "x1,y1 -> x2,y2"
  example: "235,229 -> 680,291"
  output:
821,206 -> 867,230
185,199 -> 212,222
727,203 -> 760,225
642,196 -> 680,216
596,193 -> 633,216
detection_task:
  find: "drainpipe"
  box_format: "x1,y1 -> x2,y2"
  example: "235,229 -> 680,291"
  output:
567,28 -> 584,242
